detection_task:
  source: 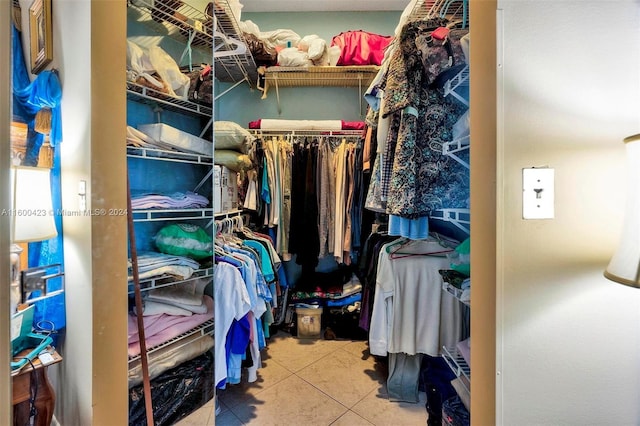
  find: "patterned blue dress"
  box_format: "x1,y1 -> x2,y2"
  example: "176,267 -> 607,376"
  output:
380,19 -> 469,220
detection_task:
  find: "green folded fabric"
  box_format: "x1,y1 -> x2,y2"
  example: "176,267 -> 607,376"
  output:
154,223 -> 213,260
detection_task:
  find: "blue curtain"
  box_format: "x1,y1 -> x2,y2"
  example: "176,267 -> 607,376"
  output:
12,24 -> 66,333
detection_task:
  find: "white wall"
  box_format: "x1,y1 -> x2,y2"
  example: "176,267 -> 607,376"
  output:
54,0 -> 94,424
9,0 -> 95,423
497,1 -> 640,424
20,0 -> 128,423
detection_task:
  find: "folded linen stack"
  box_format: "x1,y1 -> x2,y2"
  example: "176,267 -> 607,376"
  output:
128,251 -> 201,281
142,277 -> 211,315
131,191 -> 209,209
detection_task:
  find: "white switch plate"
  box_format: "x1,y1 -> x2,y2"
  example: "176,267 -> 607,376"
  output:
523,168 -> 554,219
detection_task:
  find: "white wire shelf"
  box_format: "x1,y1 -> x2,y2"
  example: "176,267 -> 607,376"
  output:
444,64 -> 469,106
128,318 -> 214,364
250,129 -> 364,138
263,66 -> 380,116
430,208 -> 470,235
127,0 -> 213,48
443,134 -> 470,169
132,208 -> 214,222
442,281 -> 470,307
127,267 -> 214,294
213,0 -> 258,86
127,81 -> 213,117
127,146 -> 213,165
442,345 -> 471,393
214,209 -> 244,218
410,0 -> 469,27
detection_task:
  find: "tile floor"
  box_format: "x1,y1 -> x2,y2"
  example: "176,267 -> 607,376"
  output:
176,331 -> 428,426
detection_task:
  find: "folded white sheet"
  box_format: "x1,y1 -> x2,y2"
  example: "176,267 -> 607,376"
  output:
260,119 -> 342,131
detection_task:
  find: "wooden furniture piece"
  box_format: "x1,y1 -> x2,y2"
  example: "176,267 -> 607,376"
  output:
11,350 -> 61,426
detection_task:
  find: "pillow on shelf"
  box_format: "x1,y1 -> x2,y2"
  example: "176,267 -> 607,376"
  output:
214,149 -> 253,172
214,121 -> 255,153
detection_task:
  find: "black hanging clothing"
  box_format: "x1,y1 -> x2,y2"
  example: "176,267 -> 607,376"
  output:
296,141 -> 320,274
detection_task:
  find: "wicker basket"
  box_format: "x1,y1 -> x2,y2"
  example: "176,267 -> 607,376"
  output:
11,122 -> 53,168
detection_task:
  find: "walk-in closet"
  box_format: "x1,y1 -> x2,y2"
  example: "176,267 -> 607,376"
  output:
119,0 -> 473,423
6,0 -> 640,425
121,0 -> 473,424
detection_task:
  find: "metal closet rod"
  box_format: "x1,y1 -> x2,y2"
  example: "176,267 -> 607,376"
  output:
249,129 -> 364,137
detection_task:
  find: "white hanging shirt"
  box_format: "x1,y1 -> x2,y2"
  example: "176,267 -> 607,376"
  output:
369,240 -> 462,357
214,261 -> 251,388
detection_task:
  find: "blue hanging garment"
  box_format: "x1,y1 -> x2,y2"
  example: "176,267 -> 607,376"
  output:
12,24 -> 66,334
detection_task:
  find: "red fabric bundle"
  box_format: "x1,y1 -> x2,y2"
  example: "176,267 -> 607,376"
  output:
331,30 -> 394,66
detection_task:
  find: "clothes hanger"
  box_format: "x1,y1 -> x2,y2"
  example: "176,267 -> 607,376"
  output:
384,237 -> 409,254
386,235 -> 454,259
213,16 -> 247,58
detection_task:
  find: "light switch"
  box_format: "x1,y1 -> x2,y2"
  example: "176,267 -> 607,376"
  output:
79,180 -> 87,211
523,168 -> 554,219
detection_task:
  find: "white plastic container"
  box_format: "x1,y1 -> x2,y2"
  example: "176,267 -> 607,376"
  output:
138,123 -> 213,156
296,307 -> 323,339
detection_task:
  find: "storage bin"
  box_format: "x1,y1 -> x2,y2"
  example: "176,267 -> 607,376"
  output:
296,307 -> 323,338
137,123 -> 213,156
213,165 -> 237,212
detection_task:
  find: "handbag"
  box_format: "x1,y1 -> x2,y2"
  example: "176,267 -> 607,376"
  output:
182,65 -> 213,105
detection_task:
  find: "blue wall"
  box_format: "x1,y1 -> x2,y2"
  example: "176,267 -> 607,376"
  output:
242,11 -> 400,43
216,11 -> 400,126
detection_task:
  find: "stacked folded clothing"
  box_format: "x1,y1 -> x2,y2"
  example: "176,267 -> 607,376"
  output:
145,278 -> 210,314
128,295 -> 213,357
291,273 -> 362,307
131,191 -> 209,209
128,251 -> 201,281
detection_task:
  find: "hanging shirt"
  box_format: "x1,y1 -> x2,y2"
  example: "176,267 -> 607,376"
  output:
333,140 -> 348,264
317,139 -> 335,257
278,138 -> 293,259
243,240 -> 276,284
214,262 -> 251,389
369,240 -> 462,357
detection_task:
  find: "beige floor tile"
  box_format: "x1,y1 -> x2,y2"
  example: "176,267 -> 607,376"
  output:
297,347 -> 380,408
217,397 -> 229,415
215,409 -> 245,426
229,375 -> 348,426
218,358 -> 293,409
330,410 -> 374,425
264,332 -> 351,372
340,340 -> 371,359
175,398 -> 214,425
351,387 -> 428,426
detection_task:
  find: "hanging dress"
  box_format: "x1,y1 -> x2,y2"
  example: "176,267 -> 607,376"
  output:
382,19 -> 469,221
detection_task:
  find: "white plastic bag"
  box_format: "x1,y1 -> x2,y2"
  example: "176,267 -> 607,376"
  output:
327,46 -> 341,66
309,39 -> 327,62
126,40 -> 165,91
148,45 -> 190,99
127,40 -> 154,74
298,35 -> 327,61
277,47 -> 313,67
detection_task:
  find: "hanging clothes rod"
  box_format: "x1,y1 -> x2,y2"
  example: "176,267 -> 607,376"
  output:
250,129 -> 364,138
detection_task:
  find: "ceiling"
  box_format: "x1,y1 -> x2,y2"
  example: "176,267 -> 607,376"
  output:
240,0 -> 409,12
